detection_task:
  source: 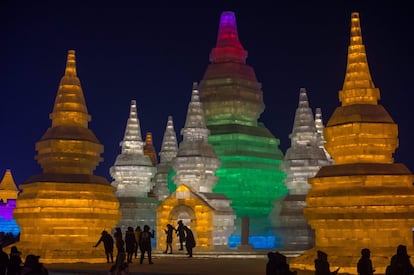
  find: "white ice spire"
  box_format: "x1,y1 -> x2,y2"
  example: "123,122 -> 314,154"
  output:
314,107 -> 332,161
120,100 -> 144,154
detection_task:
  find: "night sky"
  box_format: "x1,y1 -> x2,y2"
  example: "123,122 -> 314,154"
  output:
2,1 -> 413,185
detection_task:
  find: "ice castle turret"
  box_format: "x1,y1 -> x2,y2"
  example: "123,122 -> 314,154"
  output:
290,13 -> 414,274
156,83 -> 235,251
272,88 -> 331,250
13,50 -> 120,263
152,116 -> 178,201
110,100 -> 157,231
144,132 -> 158,166
199,11 -> 286,248
0,169 -> 20,236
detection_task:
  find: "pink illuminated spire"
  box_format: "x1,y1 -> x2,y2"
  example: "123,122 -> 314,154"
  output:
209,11 -> 248,64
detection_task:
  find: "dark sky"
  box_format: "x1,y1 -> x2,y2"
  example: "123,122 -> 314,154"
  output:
2,1 -> 413,185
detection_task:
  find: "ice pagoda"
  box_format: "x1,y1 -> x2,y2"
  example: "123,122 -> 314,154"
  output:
290,13 -> 414,274
272,88 -> 331,250
156,83 -> 235,251
110,100 -> 157,232
199,11 -> 286,248
0,169 -> 20,236
13,50 -> 120,263
144,132 -> 158,166
152,116 -> 178,202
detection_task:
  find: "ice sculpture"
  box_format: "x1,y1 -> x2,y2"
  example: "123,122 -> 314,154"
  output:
110,100 -> 157,232
144,132 -> 158,166
156,83 -> 235,251
290,13 -> 414,274
272,89 -> 331,250
152,116 -> 178,201
199,11 -> 286,248
0,169 -> 20,236
13,50 -> 120,263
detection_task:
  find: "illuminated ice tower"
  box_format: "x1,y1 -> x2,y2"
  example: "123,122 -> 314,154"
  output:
0,169 -> 20,236
156,83 -> 235,251
13,50 -> 120,263
110,100 -> 157,231
290,13 -> 414,274
199,11 -> 286,248
273,88 -> 331,250
152,116 -> 178,201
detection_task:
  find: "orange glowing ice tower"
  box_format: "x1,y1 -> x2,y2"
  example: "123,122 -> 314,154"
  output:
13,50 -> 120,263
290,13 -> 414,274
199,11 -> 286,247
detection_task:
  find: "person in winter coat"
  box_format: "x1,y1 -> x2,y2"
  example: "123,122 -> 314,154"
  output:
266,251 -> 297,275
19,255 -> 48,275
357,248 -> 375,275
0,246 -> 9,275
133,226 -> 141,259
7,246 -> 22,275
176,220 -> 185,251
386,244 -> 414,275
184,226 -> 195,258
164,224 -> 175,254
94,230 -> 114,263
124,227 -> 137,263
139,225 -> 154,264
315,250 -> 340,275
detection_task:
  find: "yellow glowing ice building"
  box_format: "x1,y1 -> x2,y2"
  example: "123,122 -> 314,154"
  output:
290,12 -> 414,274
13,50 -> 120,263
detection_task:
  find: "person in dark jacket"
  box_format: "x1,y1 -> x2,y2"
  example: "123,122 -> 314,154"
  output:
164,224 -> 175,254
266,251 -> 297,275
139,225 -> 154,264
184,226 -> 195,258
386,244 -> 414,275
315,250 -> 340,275
113,227 -> 124,264
357,248 -> 375,275
94,230 -> 114,263
176,220 -> 185,251
7,246 -> 22,275
19,254 -> 48,275
124,227 -> 137,263
134,226 -> 141,259
0,246 -> 9,275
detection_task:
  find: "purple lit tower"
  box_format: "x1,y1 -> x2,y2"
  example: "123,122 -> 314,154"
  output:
271,88 -> 331,250
152,116 -> 178,201
199,11 -> 286,248
110,100 -> 157,232
0,169 -> 20,236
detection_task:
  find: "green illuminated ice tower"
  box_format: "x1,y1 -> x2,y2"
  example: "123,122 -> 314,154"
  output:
199,11 -> 286,248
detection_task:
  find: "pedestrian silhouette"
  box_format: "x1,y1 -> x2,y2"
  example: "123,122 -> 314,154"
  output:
125,227 -> 137,263
94,230 -> 114,263
19,254 -> 48,275
386,244 -> 414,275
315,250 -> 340,275
164,224 -> 175,254
184,226 -> 195,258
0,246 -> 9,275
109,250 -> 129,275
139,225 -> 154,264
7,245 -> 22,275
134,226 -> 141,259
266,251 -> 297,275
113,227 -> 124,264
176,220 -> 185,251
357,248 -> 375,275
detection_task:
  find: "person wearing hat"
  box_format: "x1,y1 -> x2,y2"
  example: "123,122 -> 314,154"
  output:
7,246 -> 22,275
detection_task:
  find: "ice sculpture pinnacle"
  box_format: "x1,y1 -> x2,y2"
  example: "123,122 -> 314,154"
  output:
340,12 -> 379,106
120,100 -> 143,154
159,116 -> 178,164
209,11 -> 247,64
182,82 -> 209,139
144,132 -> 158,166
0,169 -> 19,201
35,49 -> 103,175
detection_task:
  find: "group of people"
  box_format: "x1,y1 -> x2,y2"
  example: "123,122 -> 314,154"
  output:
164,220 -> 195,257
0,246 -> 47,275
266,244 -> 414,275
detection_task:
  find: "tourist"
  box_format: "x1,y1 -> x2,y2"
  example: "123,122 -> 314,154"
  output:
0,246 -> 9,275
139,225 -> 154,264
113,227 -> 124,263
19,255 -> 48,275
266,251 -> 297,275
386,244 -> 414,275
314,250 -> 340,275
7,246 -> 22,275
163,224 -> 175,254
184,226 -> 195,258
109,251 -> 129,275
93,230 -> 114,263
176,220 -> 185,251
124,227 -> 137,263
357,248 -> 375,275
133,226 -> 141,259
